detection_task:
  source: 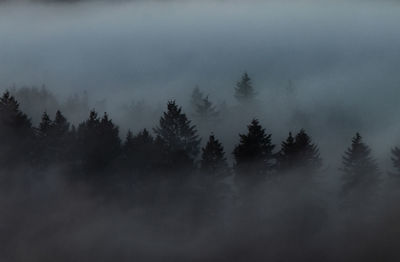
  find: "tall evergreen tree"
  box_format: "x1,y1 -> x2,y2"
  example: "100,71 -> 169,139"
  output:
0,91 -> 34,168
36,111 -> 54,167
53,110 -> 70,137
341,133 -> 379,192
199,134 -> 232,217
39,111 -> 52,135
277,132 -> 296,171
277,129 -> 321,172
201,134 -> 230,177
50,110 -> 73,163
391,147 -> 400,177
153,101 -> 201,170
233,119 -> 275,182
77,110 -> 121,176
294,129 -> 322,170
122,128 -> 158,180
234,72 -> 255,103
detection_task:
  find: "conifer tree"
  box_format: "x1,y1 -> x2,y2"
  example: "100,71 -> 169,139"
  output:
190,86 -> 204,110
53,110 -> 70,137
277,129 -> 321,172
277,132 -> 296,171
194,96 -> 219,120
391,147 -> 400,177
50,110 -> 72,163
39,111 -> 52,136
294,129 -> 322,170
0,91 -> 34,168
77,110 -> 121,175
233,119 -> 275,181
123,130 -> 135,155
201,134 -> 230,177
36,112 -> 54,166
153,101 -> 201,170
234,72 -> 255,103
341,133 -> 379,192
199,134 -> 232,216
122,128 -> 158,178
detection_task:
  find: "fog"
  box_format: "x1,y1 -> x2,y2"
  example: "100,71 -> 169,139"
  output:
1,0 -> 400,261
1,0 -> 400,163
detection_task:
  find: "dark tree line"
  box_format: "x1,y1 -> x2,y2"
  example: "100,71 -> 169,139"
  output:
0,90 -> 397,198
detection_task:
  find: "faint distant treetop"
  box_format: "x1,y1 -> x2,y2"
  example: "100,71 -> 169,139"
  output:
194,96 -> 219,120
234,72 -> 255,103
191,86 -> 204,109
190,86 -> 219,121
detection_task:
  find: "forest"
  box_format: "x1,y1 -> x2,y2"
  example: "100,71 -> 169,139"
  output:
2,73 -> 400,261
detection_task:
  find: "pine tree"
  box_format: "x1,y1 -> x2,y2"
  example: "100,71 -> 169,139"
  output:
123,130 -> 135,155
190,86 -> 204,110
233,119 -> 275,181
199,134 -> 232,217
391,147 -> 400,177
0,91 -> 34,168
77,110 -> 121,175
294,129 -> 322,170
234,72 -> 255,103
277,132 -> 296,171
53,110 -> 70,137
194,96 -> 219,121
153,101 -> 201,170
50,110 -> 72,163
39,112 -> 52,136
341,133 -> 379,192
122,128 -> 157,178
98,112 -> 121,164
277,129 -> 321,172
36,112 -> 54,167
201,134 -> 230,177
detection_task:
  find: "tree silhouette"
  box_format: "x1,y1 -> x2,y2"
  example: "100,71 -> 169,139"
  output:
341,133 -> 379,193
201,134 -> 230,177
53,110 -> 70,136
391,147 -> 400,178
233,119 -> 275,183
77,110 -> 121,176
294,129 -> 321,170
190,86 -> 204,111
277,129 -> 321,172
36,112 -> 54,167
153,101 -> 201,171
39,112 -> 52,135
0,91 -> 34,168
234,72 -> 255,103
199,134 -> 231,217
194,96 -> 219,120
51,110 -> 73,163
122,128 -> 159,181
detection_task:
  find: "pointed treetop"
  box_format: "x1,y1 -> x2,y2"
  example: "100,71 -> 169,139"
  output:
39,111 -> 52,133
341,132 -> 379,191
235,72 -> 255,103
201,134 -> 229,177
